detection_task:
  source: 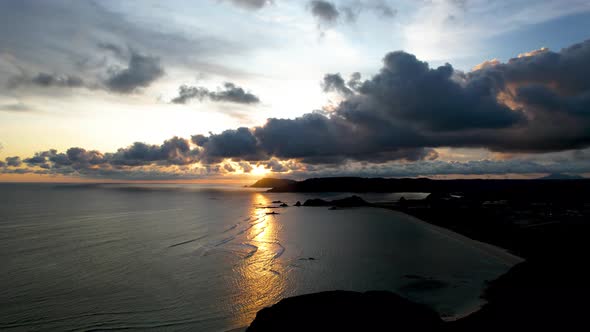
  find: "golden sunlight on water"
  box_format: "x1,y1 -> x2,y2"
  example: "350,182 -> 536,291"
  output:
231,193 -> 287,327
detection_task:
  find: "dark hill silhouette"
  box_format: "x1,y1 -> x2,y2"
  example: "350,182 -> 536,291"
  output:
257,177 -> 590,203
246,290 -> 443,332
302,195 -> 371,207
249,178 -> 296,188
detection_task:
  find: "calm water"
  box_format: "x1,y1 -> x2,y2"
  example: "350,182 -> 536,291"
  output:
0,183 -> 521,331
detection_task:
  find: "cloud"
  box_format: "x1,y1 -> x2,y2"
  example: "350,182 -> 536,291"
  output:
322,73 -> 353,96
239,161 -> 253,172
6,51 -> 163,94
0,102 -> 33,112
341,0 -> 397,23
198,127 -> 264,162
5,156 -> 22,167
309,1 -> 340,25
224,0 -> 273,10
171,82 -> 260,104
7,72 -> 89,91
5,39 -> 590,179
223,163 -> 236,172
309,0 -> 396,30
0,1 -> 242,98
105,53 -> 164,93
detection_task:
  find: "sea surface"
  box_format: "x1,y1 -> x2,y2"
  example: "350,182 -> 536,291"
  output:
0,183 -> 521,331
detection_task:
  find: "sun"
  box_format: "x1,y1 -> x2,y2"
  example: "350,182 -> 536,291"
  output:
250,164 -> 271,177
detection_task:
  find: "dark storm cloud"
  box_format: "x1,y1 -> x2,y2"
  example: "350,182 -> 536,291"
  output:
199,40 -> 590,163
322,73 -> 353,95
461,39 -> 590,152
309,1 -> 340,24
171,82 -> 260,104
105,53 -> 164,93
198,127 -> 264,162
5,156 -> 22,167
342,51 -> 525,131
110,137 -> 196,166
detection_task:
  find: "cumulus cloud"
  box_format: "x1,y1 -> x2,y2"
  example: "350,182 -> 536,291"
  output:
322,73 -> 353,96
5,156 -> 22,167
5,39 -> 590,179
197,127 -> 264,162
105,53 -> 164,93
171,82 -> 260,104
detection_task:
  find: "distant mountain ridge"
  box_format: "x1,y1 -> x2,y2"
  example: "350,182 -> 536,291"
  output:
250,177 -> 590,201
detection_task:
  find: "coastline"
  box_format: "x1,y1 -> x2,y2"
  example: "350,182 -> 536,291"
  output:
383,209 -> 524,267
247,179 -> 590,330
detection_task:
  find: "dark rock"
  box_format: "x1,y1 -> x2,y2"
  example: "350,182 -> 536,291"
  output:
247,290 -> 443,332
294,201 -> 302,207
280,203 -> 288,207
272,200 -> 283,204
266,211 -> 280,215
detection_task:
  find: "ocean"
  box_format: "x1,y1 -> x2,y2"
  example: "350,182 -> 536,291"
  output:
0,183 -> 521,331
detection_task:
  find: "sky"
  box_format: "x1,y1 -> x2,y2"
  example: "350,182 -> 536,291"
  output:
1,0 -> 590,182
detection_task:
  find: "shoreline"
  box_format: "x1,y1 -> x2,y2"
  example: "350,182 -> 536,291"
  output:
247,183 -> 590,330
383,208 -> 524,266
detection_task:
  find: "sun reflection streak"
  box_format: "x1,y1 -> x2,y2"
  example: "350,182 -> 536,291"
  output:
231,193 -> 287,327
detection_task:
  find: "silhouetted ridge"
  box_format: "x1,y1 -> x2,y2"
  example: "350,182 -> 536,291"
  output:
257,177 -> 590,202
